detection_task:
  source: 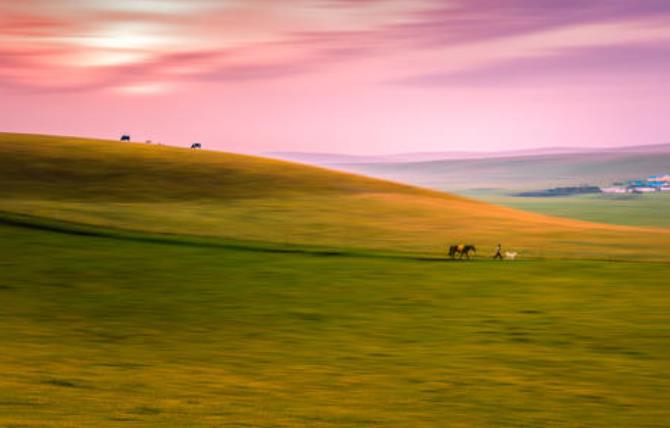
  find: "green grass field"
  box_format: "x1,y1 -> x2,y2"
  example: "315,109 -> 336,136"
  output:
461,191 -> 670,229
1,133 -> 669,426
2,221 -> 669,427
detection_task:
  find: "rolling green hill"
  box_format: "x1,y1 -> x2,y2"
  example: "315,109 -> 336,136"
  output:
1,132 -> 669,261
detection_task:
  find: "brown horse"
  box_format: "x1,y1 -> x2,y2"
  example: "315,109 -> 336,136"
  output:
449,244 -> 476,260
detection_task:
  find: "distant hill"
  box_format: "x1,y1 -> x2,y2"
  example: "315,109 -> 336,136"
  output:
1,132 -> 669,260
327,146 -> 670,191
266,152 -> 386,164
268,143 -> 670,166
604,142 -> 670,154
268,147 -> 588,164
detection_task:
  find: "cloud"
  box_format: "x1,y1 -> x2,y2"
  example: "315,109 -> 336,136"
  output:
389,0 -> 670,46
398,41 -> 670,87
0,0 -> 400,92
2,0 -> 670,94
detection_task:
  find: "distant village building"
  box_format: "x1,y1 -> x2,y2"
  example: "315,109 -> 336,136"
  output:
601,187 -> 629,194
648,174 -> 670,183
602,173 -> 670,194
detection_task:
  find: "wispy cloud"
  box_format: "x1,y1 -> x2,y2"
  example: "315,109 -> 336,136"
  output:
0,0 -> 420,92
1,0 -> 670,93
389,0 -> 670,46
399,42 -> 670,87
388,1 -> 670,86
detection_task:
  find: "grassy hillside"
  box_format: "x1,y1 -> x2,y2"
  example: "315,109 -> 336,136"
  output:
335,151 -> 670,192
0,133 -> 414,201
2,222 -> 669,427
1,132 -> 669,261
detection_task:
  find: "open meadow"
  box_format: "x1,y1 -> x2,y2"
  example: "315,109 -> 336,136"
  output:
460,190 -> 670,229
1,133 -> 669,427
2,220 -> 670,427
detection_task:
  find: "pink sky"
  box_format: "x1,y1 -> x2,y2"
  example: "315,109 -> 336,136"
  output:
2,0 -> 670,155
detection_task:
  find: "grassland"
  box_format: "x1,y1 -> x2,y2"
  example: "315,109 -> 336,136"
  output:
1,133 -> 669,426
1,221 -> 669,427
461,191 -> 670,229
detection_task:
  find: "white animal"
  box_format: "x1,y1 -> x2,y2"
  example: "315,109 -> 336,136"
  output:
504,251 -> 518,260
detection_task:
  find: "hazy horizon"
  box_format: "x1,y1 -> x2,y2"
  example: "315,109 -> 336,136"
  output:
2,0 -> 670,155
267,141 -> 670,157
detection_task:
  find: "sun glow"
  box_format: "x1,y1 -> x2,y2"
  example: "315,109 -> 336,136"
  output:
71,22 -> 182,50
116,82 -> 172,95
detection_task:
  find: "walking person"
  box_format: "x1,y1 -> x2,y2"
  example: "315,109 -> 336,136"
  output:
493,243 -> 503,260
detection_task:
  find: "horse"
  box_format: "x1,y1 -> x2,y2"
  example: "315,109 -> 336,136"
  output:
449,244 -> 476,259
191,143 -> 202,149
120,135 -> 131,142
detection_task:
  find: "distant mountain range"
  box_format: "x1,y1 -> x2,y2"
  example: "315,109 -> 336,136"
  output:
267,143 -> 670,166
268,143 -> 670,191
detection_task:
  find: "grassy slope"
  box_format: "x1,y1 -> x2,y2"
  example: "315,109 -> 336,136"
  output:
335,151 -> 670,191
1,223 -> 669,427
1,133 -> 669,261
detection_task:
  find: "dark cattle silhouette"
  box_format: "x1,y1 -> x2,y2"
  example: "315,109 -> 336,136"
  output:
449,244 -> 476,260
191,143 -> 202,149
120,135 -> 131,142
